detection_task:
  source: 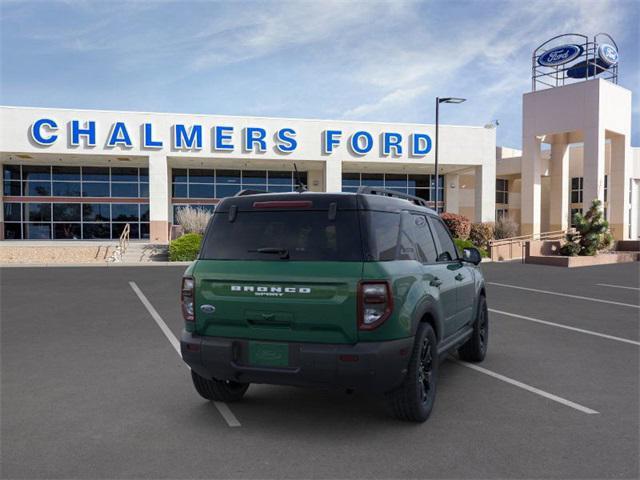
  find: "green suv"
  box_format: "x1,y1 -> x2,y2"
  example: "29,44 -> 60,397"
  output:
180,188 -> 488,422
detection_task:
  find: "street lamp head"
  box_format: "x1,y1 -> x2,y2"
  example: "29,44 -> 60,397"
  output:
438,97 -> 466,104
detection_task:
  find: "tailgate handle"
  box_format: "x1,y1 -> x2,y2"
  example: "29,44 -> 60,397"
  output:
247,318 -> 292,328
247,314 -> 292,328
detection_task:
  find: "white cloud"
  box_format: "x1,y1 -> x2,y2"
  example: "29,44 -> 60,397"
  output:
338,0 -> 629,121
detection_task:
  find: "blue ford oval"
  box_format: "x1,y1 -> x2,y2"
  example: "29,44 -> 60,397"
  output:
538,44 -> 583,67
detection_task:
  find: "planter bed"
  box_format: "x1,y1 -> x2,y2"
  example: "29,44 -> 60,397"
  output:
525,251 -> 639,268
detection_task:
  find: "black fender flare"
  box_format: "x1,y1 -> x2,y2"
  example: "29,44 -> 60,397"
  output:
410,300 -> 445,342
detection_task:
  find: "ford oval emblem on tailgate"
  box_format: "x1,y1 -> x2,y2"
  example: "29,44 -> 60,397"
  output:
200,304 -> 216,314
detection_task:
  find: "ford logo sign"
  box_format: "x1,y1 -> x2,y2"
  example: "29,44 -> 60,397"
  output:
538,44 -> 583,67
598,44 -> 618,66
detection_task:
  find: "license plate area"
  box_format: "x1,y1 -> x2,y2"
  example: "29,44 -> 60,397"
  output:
248,341 -> 290,368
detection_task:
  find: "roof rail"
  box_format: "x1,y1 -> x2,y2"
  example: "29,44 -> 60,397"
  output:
234,189 -> 267,197
356,186 -> 430,208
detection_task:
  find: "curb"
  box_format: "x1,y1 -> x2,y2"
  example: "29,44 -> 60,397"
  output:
0,262 -> 193,268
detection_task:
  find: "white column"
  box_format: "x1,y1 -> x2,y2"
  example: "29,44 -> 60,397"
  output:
549,134 -> 570,231
324,159 -> 342,193
609,134 -> 631,240
148,153 -> 170,244
445,173 -> 459,214
474,163 -> 495,223
306,170 -> 324,192
582,126 -> 605,211
521,135 -> 542,236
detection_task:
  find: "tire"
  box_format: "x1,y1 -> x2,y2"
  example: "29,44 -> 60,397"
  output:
385,323 -> 438,423
190,370 -> 249,402
458,295 -> 488,362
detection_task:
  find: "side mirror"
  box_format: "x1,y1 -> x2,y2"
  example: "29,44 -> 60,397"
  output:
462,247 -> 482,265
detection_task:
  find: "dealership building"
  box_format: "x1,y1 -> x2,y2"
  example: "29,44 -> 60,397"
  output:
0,34 -> 638,245
0,107 -> 498,243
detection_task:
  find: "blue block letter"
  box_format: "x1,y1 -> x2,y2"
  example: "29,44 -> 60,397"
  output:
383,132 -> 403,156
350,131 -> 373,155
174,124 -> 203,149
411,133 -> 432,156
71,120 -> 96,146
30,118 -> 58,145
323,130 -> 342,154
143,123 -> 163,148
214,126 -> 234,151
244,127 -> 267,152
275,128 -> 297,153
107,122 -> 133,147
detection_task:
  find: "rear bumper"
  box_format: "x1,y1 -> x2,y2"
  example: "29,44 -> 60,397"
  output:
181,331 -> 413,393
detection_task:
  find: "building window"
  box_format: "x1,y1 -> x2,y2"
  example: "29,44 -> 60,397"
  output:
2,164 -> 150,240
341,173 -> 445,210
496,208 -> 509,220
570,208 -> 583,228
2,164 -> 149,199
603,175 -> 608,203
571,177 -> 583,203
3,201 -> 149,240
496,179 -> 508,204
170,168 -> 306,224
171,168 -> 306,200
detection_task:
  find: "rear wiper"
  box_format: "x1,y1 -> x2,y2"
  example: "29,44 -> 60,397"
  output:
248,247 -> 290,260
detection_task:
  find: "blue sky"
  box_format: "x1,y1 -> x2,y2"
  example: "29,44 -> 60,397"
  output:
1,0 -> 638,148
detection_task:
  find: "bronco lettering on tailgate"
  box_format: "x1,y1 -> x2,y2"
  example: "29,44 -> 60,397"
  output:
230,285 -> 312,297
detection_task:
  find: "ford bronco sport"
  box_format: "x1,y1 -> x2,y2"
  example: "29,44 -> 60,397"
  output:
180,187 -> 488,422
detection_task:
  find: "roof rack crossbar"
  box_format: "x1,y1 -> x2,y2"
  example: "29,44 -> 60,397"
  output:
234,189 -> 267,197
356,186 -> 430,207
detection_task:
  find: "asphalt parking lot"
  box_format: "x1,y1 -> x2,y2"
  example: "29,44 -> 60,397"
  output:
1,261 -> 638,479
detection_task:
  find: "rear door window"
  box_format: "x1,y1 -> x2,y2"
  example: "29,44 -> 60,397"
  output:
429,217 -> 458,262
200,210 -> 362,261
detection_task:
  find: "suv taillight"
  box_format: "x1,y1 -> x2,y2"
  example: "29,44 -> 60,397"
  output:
358,281 -> 393,330
181,276 -> 195,323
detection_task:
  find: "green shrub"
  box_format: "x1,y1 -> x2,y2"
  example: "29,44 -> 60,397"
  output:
169,233 -> 202,261
454,238 -> 488,258
469,222 -> 495,249
440,212 -> 471,240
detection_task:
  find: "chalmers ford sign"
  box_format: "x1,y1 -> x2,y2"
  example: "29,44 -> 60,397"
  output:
28,118 -> 434,157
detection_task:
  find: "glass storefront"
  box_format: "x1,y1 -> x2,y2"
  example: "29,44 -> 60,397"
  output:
3,164 -> 149,239
342,172 -> 445,211
3,201 -> 149,240
170,168 -> 308,224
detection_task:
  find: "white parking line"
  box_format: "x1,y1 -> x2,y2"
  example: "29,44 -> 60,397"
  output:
489,308 -> 640,346
129,281 -> 241,428
596,283 -> 640,291
452,359 -> 599,415
488,282 -> 640,309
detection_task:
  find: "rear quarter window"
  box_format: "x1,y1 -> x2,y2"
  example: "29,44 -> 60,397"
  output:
363,211 -> 400,261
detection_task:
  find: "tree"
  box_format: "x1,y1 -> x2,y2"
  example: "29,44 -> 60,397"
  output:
560,199 -> 613,256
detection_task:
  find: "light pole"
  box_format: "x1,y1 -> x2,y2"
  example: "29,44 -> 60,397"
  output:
435,97 -> 466,211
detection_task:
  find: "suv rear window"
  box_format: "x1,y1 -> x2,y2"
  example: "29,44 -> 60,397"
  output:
200,210 -> 363,261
